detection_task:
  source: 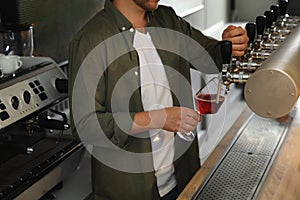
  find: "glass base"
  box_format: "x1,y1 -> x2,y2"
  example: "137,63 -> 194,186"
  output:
177,131 -> 195,142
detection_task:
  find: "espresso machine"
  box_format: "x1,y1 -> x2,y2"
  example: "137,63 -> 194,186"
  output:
0,57 -> 83,199
220,0 -> 300,119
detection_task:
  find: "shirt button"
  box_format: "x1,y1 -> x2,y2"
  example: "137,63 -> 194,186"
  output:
129,28 -> 135,32
121,27 -> 126,31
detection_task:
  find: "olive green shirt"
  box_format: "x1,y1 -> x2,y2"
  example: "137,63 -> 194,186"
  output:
68,1 -> 222,199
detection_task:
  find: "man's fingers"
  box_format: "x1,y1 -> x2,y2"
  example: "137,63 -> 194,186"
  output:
232,50 -> 246,57
227,35 -> 249,45
222,25 -> 249,57
223,26 -> 246,38
186,110 -> 201,122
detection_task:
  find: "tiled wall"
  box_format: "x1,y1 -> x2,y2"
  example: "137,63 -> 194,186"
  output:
19,0 -> 104,63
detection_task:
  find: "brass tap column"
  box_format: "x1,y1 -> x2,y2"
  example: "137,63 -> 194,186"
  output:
244,25 -> 300,118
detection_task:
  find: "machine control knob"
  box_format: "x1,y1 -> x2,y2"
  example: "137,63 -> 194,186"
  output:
23,90 -> 31,104
11,96 -> 20,110
55,78 -> 68,93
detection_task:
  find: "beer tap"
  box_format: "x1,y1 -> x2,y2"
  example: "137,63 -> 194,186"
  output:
220,40 -> 250,92
253,16 -> 265,49
263,10 -> 274,37
221,40 -> 232,91
244,22 -> 256,58
235,23 -> 262,71
217,0 -> 299,98
279,0 -> 288,19
270,5 -> 280,29
278,0 -> 299,26
261,10 -> 281,50
252,16 -> 272,59
270,4 -> 288,40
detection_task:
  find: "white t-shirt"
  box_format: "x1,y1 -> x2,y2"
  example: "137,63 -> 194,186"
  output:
133,29 -> 177,197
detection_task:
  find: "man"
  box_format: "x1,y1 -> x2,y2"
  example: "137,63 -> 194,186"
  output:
68,0 -> 248,199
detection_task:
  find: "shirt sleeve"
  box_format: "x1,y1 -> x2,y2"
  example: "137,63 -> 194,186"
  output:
188,25 -> 223,72
68,32 -> 134,149
161,6 -> 223,72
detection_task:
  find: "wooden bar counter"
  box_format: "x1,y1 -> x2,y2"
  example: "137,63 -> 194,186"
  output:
178,100 -> 300,200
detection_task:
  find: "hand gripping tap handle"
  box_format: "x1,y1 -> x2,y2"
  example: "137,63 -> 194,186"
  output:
245,23 -> 256,44
256,16 -> 266,36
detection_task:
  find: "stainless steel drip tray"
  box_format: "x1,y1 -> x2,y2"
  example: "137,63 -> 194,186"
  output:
0,136 -> 82,199
197,152 -> 270,200
194,114 -> 292,200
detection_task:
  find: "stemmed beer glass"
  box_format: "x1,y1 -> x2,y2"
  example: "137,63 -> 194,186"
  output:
177,76 -> 226,141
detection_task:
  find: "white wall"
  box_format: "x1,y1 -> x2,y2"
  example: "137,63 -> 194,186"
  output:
205,0 -> 229,28
160,0 -> 229,30
159,0 -> 204,17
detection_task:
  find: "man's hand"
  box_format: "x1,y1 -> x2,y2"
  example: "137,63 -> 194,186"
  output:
131,107 -> 201,134
222,25 -> 249,57
161,107 -> 201,133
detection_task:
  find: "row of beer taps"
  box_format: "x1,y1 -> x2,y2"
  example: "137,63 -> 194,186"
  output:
221,0 -> 300,92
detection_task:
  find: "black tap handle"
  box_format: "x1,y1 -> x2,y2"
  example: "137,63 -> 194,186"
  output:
220,40 -> 232,65
37,109 -> 70,130
264,10 -> 274,29
38,118 -> 70,130
245,23 -> 256,44
270,5 -> 280,21
256,16 -> 266,36
279,0 -> 288,16
49,109 -> 68,123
